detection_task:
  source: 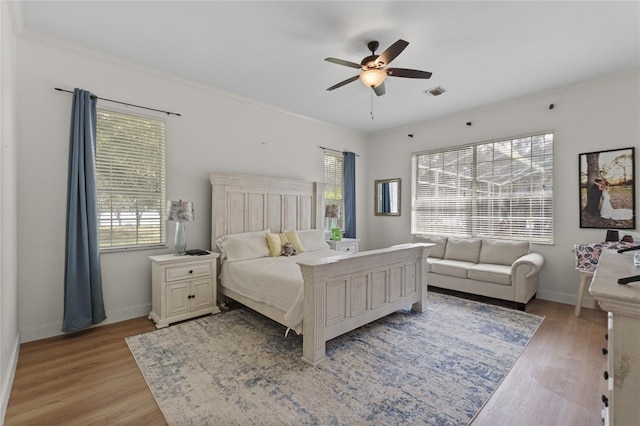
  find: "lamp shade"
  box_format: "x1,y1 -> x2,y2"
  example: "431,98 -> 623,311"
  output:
166,200 -> 194,222
359,69 -> 387,88
325,204 -> 340,218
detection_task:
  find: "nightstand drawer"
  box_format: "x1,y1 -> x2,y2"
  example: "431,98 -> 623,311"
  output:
165,262 -> 212,282
327,238 -> 359,253
336,244 -> 357,253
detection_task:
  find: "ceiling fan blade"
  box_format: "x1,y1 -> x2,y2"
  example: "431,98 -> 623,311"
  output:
325,57 -> 362,69
373,82 -> 386,97
326,75 -> 360,91
375,39 -> 409,67
386,68 -> 433,79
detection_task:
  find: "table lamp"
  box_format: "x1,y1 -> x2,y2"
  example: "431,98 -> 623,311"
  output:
325,204 -> 340,229
167,200 -> 194,256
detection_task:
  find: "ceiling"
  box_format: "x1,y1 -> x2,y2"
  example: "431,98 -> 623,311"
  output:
18,1 -> 640,134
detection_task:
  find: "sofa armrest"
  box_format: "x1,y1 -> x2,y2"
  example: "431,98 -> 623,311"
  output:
511,252 -> 545,277
511,252 -> 544,304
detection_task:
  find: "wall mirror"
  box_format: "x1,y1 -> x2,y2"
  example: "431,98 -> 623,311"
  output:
374,178 -> 401,216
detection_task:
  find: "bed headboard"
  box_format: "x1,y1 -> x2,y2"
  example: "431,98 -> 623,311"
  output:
208,172 -> 325,246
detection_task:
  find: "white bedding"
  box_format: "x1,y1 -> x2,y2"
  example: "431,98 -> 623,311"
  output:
219,249 -> 344,333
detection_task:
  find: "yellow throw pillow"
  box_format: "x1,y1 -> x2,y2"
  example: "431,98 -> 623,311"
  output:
284,230 -> 305,254
266,231 -> 306,256
266,233 -> 285,257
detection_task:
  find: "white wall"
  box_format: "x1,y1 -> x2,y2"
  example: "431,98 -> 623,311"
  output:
16,34 -> 368,342
13,26 -> 640,344
366,70 -> 640,307
0,1 -> 20,421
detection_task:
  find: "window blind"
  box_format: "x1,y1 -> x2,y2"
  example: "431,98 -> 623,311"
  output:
95,109 -> 166,249
411,132 -> 554,244
324,152 -> 344,231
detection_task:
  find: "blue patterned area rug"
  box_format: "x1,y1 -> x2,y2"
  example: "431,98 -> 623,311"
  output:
126,292 -> 543,425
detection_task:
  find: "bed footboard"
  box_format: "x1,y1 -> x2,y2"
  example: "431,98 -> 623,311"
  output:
297,243 -> 431,365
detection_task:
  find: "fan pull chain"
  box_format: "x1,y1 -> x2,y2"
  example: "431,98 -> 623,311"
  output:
370,91 -> 375,120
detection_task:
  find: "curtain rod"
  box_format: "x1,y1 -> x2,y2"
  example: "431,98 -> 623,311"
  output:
54,88 -> 182,117
319,146 -> 360,157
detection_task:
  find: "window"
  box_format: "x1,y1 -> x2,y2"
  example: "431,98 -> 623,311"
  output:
96,109 -> 166,250
411,132 -> 553,243
324,152 -> 344,232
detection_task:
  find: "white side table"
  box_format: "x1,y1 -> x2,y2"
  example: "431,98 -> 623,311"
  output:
327,238 -> 359,253
148,252 -> 220,328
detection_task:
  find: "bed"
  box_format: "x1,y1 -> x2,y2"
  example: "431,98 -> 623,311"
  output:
209,171 -> 431,365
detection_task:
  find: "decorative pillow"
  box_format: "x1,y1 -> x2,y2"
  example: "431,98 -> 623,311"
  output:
297,229 -> 330,252
266,232 -> 286,257
444,238 -> 482,263
215,229 -> 270,261
283,230 -> 305,254
479,239 -> 529,266
413,235 -> 448,259
221,236 -> 270,263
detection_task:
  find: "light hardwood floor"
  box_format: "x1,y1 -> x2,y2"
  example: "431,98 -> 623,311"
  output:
5,298 -> 607,426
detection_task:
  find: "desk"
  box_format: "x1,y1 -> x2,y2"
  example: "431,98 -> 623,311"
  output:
589,249 -> 640,426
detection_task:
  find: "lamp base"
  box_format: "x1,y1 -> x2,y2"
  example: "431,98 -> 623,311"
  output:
173,222 -> 187,256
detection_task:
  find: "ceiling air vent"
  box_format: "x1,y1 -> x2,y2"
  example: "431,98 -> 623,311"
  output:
424,86 -> 446,96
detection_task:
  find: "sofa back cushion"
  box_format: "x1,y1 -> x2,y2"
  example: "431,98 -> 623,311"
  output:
479,239 -> 530,266
444,238 -> 482,263
413,235 -> 448,258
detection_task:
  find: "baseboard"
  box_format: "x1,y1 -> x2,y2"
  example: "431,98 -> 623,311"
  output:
427,286 -> 599,311
20,303 -> 151,343
1,331 -> 20,424
536,289 -> 598,310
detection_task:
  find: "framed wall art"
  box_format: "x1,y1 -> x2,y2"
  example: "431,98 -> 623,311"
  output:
579,147 -> 635,229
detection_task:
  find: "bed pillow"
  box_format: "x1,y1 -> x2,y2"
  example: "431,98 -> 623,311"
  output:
215,229 -> 270,261
283,230 -> 305,254
266,232 -> 286,257
297,229 -> 330,252
265,231 -> 307,256
221,236 -> 270,263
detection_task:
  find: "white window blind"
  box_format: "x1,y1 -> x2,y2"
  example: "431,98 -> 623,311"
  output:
411,133 -> 554,244
324,152 -> 344,232
96,109 -> 166,250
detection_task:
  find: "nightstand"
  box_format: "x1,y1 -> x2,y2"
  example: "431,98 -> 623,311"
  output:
327,238 -> 359,253
148,252 -> 220,328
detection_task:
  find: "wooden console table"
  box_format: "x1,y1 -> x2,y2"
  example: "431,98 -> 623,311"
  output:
589,249 -> 640,426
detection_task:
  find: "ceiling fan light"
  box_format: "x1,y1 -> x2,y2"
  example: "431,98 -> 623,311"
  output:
359,69 -> 386,88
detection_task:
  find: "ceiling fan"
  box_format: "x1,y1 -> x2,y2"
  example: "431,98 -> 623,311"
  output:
325,39 -> 432,96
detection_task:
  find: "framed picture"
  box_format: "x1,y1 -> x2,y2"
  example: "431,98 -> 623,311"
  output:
579,147 -> 635,229
331,228 -> 342,241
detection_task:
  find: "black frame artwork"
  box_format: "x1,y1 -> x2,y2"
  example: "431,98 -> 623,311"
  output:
579,147 -> 635,229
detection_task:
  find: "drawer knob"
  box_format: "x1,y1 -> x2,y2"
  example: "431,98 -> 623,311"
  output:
602,347 -> 608,356
604,371 -> 609,380
189,270 -> 194,274
602,395 -> 609,407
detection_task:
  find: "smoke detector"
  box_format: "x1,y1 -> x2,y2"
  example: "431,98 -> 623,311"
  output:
424,86 -> 446,96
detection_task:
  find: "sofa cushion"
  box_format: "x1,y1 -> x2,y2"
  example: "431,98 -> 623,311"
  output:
414,235 -> 448,259
430,259 -> 475,278
444,238 -> 482,263
467,263 -> 512,286
479,239 -> 529,266
426,257 -> 437,272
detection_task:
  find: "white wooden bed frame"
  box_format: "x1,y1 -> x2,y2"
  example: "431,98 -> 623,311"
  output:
209,172 -> 430,365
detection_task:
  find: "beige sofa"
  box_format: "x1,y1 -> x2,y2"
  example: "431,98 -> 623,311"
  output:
415,236 -> 544,309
